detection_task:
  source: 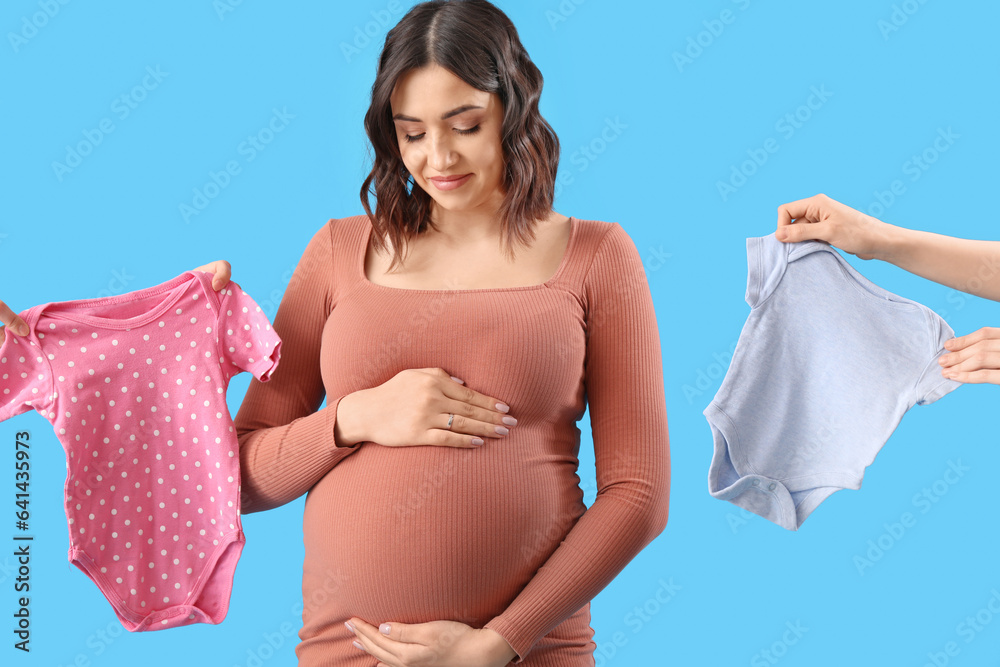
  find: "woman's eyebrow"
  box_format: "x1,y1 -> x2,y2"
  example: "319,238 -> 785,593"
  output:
392,104 -> 483,122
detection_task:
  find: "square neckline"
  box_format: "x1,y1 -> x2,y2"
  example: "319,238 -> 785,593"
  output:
357,216 -> 578,294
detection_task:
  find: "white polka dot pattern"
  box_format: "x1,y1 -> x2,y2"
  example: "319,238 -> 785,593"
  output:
0,270 -> 281,631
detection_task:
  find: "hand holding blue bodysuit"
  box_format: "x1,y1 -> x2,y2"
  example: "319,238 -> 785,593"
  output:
775,193 -> 1000,386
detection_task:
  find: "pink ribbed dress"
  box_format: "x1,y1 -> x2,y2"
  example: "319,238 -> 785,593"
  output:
234,214 -> 671,666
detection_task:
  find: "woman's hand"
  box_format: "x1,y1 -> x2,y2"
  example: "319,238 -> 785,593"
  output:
0,261 -> 232,348
939,327 -> 1000,385
775,193 -> 899,261
191,260 -> 232,291
0,299 -> 30,346
346,368 -> 517,449
346,617 -> 517,667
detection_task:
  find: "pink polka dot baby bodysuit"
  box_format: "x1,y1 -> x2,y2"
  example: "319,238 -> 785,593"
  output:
0,270 -> 281,630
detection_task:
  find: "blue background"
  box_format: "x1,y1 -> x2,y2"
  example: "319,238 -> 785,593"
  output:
2,1 -> 998,665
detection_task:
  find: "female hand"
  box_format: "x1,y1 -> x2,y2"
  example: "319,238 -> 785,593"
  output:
0,299 -> 30,346
191,259 -> 232,291
346,617 -> 517,667
0,261 -> 232,347
775,193 -> 898,260
939,327 -> 1000,385
349,368 -> 517,449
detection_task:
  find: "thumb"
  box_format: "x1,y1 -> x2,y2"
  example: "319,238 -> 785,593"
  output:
776,220 -> 827,244
377,620 -> 416,643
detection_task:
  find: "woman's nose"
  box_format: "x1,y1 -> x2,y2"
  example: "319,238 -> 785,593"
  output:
426,133 -> 457,171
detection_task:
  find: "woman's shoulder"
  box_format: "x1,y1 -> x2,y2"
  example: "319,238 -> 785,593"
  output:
302,214 -> 371,252
324,214 -> 371,237
571,216 -> 622,234
573,217 -> 646,287
570,216 -> 633,256
292,216 -> 368,277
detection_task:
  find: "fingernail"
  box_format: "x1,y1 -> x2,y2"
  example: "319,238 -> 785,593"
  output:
471,437 -> 484,446
496,402 -> 509,413
345,620 -> 355,634
16,323 -> 29,336
380,623 -> 391,635
451,376 -> 464,384
353,640 -> 363,651
502,416 -> 517,426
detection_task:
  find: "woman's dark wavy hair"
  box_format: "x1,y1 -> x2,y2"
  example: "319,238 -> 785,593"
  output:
359,0 -> 560,273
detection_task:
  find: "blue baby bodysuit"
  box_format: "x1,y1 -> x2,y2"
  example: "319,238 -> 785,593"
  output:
703,232 -> 962,531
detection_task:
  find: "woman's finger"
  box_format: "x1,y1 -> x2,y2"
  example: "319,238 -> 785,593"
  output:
944,326 -> 1000,352
191,260 -> 232,291
940,347 -> 1000,374
776,193 -> 829,227
776,219 -> 831,243
0,300 -> 29,337
942,367 -> 1000,385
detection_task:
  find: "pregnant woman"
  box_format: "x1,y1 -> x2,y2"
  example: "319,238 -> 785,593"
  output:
230,2 -> 669,666
0,1 -> 670,665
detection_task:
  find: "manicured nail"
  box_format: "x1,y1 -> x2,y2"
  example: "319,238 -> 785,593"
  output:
380,623 -> 391,635
345,620 -> 355,634
353,640 -> 363,650
496,402 -> 509,413
471,437 -> 484,446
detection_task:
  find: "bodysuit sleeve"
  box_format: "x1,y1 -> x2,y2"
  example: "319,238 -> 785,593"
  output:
234,221 -> 361,514
745,232 -> 790,308
0,328 -> 48,422
913,307 -> 963,406
483,222 -> 672,662
216,279 -> 283,383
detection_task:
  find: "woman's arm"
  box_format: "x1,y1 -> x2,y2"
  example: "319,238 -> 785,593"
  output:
776,193 -> 1000,301
876,226 -> 1000,302
482,222 -> 672,663
235,220 -> 364,514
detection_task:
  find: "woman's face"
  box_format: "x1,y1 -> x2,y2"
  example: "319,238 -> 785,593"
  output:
389,63 -> 506,221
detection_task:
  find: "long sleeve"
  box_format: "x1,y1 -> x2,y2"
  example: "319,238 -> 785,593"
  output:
235,220 -> 361,514
483,222 -> 672,662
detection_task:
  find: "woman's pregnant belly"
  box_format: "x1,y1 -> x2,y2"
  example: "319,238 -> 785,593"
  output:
300,434 -> 587,629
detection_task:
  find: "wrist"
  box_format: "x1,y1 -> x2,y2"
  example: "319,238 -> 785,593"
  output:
481,628 -> 518,664
865,216 -> 905,263
333,390 -> 367,448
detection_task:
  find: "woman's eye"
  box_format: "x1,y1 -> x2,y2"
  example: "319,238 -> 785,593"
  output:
403,125 -> 482,143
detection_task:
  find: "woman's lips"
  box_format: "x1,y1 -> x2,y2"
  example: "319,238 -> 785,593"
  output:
428,174 -> 472,191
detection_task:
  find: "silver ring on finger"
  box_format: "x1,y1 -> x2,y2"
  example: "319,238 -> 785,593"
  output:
446,413 -> 454,430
